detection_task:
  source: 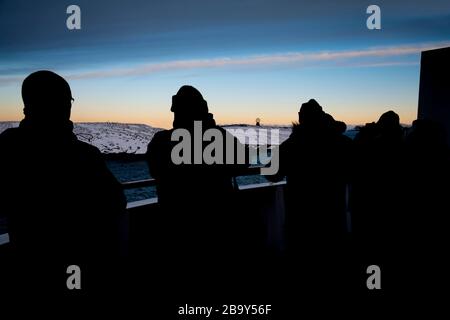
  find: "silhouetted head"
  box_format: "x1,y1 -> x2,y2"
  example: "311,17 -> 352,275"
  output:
22,70 -> 73,125
408,119 -> 447,147
377,111 -> 400,131
171,85 -> 208,120
335,121 -> 347,134
298,99 -> 324,127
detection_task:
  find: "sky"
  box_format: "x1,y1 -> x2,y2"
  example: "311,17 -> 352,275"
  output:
1,0 -> 450,128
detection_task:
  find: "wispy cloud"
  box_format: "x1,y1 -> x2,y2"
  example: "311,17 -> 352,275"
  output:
0,41 -> 449,85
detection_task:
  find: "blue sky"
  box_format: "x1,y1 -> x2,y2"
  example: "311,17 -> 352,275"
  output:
1,0 -> 450,128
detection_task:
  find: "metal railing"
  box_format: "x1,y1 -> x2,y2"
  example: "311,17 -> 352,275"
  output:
122,178 -> 157,189
121,166 -> 280,191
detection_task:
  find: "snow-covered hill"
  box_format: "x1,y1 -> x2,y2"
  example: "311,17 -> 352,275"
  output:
0,122 -> 294,153
0,121 -> 361,153
0,122 -> 162,154
0,121 -> 17,133
223,124 -> 292,145
74,122 -> 162,154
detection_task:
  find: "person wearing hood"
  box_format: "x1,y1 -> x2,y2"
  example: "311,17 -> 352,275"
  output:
145,86 -> 250,262
268,99 -> 352,253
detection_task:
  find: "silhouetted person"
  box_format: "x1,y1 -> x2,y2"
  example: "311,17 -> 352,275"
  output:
349,110 -> 409,292
0,70 -> 126,292
146,86 -> 249,263
405,122 -> 449,233
352,110 -> 406,241
405,119 -> 449,223
401,119 -> 450,290
268,99 -> 352,256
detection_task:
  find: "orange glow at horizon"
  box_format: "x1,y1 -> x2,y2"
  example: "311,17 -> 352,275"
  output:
0,103 -> 417,130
